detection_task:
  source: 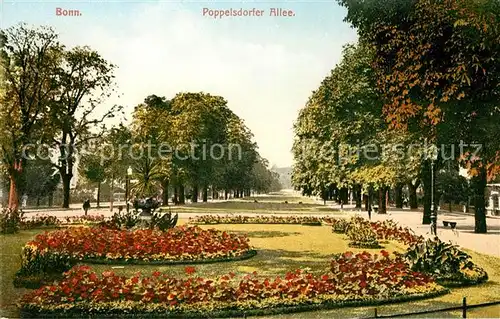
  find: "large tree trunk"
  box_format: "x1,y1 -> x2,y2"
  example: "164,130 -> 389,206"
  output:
408,181 -> 419,209
321,188 -> 328,205
173,186 -> 179,205
355,184 -> 362,209
472,166 -> 487,233
8,174 -> 19,210
8,160 -> 22,210
395,184 -> 404,208
339,187 -> 348,209
422,164 -> 431,225
61,172 -> 72,209
421,160 -> 436,225
224,189 -> 228,200
191,184 -> 198,203
59,145 -> 75,209
97,181 -> 101,208
179,184 -> 185,204
49,193 -> 54,207
378,187 -> 388,214
367,186 -> 374,219
162,179 -> 169,206
202,186 -> 208,202
109,175 -> 114,212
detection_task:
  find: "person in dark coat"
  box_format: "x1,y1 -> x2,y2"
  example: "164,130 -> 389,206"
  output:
83,199 -> 91,215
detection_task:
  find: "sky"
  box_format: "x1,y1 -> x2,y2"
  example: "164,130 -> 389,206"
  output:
1,0 -> 358,168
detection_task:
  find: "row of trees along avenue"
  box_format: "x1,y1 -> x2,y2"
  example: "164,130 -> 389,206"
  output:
292,0 -> 499,233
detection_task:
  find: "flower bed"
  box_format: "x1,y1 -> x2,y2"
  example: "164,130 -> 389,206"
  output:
328,216 -> 423,246
330,251 -> 435,292
20,214 -> 105,229
189,215 -> 338,225
19,263 -> 446,318
16,225 -> 254,287
370,220 -> 423,246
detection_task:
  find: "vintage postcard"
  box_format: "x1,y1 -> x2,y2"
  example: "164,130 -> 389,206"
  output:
1,0 -> 499,318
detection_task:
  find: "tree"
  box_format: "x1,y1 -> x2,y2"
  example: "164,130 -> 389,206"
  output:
131,91 -> 278,202
0,23 -> 62,209
168,92 -> 231,202
47,46 -> 120,208
5,157 -> 60,207
436,164 -> 470,212
131,95 -> 174,202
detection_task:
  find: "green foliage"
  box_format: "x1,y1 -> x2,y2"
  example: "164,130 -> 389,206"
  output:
404,237 -> 487,285
102,210 -> 141,230
149,211 -> 178,231
0,24 -> 63,208
292,42 -> 421,197
436,167 -> 470,205
131,92 -> 280,199
331,218 -> 350,234
340,0 -> 500,230
0,208 -> 23,234
16,245 -> 73,280
346,221 -> 381,248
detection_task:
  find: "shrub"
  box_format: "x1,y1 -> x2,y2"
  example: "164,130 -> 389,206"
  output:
404,237 -> 488,285
149,211 -> 178,231
331,218 -> 350,234
0,208 -> 23,234
15,244 -> 73,286
101,209 -> 141,229
347,222 -> 381,248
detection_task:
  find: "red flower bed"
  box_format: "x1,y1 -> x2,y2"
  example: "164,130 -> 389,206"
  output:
369,220 -> 423,245
20,263 -> 444,314
25,225 -> 251,261
330,250 -> 434,294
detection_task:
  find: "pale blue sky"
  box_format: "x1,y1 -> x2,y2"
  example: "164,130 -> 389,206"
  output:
1,0 -> 358,167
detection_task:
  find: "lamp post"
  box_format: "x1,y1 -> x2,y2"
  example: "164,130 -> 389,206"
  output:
429,145 -> 438,236
126,166 -> 132,212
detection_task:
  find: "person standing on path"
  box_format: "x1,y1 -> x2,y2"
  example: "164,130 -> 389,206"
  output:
83,199 -> 91,215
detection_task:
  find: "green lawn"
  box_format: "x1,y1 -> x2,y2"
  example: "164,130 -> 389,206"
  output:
2,221 -> 500,318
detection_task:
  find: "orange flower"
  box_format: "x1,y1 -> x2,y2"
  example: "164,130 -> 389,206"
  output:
185,266 -> 196,275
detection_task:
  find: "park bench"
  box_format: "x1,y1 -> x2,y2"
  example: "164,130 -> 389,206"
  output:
442,220 -> 457,229
373,206 -> 378,213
